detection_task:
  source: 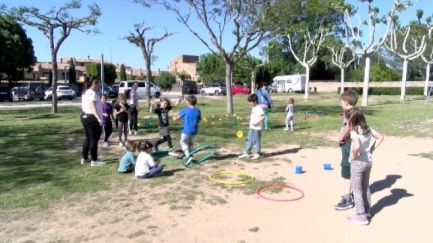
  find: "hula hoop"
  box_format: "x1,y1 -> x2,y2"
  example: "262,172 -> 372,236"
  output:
181,142 -> 218,167
208,171 -> 255,185
256,184 -> 304,202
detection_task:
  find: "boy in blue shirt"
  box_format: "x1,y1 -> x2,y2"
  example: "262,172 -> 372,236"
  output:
173,95 -> 201,165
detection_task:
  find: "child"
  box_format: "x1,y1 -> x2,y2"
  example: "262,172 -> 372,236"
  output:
114,94 -> 130,147
135,140 -> 163,179
151,98 -> 182,156
101,94 -> 114,147
284,98 -> 295,131
345,107 -> 384,225
117,142 -> 139,173
238,94 -> 265,160
173,95 -> 201,165
111,98 -> 119,131
335,89 -> 358,210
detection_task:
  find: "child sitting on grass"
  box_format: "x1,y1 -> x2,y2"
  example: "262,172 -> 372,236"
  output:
117,142 -> 140,173
135,140 -> 163,179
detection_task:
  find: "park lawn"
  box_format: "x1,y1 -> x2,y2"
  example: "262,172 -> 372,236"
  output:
1,93 -> 433,209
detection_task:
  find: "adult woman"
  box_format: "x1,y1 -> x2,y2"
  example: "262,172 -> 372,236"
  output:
255,82 -> 275,130
80,76 -> 106,166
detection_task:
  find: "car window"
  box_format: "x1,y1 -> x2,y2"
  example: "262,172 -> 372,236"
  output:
58,87 -> 70,90
47,87 -> 52,91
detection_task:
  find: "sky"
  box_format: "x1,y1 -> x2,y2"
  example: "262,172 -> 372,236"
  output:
2,0 -> 431,71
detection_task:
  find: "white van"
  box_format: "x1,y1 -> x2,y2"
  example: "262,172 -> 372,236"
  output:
118,80 -> 162,98
272,74 -> 306,93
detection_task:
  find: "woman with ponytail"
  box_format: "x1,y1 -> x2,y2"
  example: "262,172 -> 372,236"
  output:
80,76 -> 106,166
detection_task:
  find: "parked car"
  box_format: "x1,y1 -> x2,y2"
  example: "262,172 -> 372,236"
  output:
118,80 -> 162,98
11,87 -> 18,102
268,85 -> 277,93
16,82 -> 49,101
0,87 -> 13,102
183,83 -> 198,94
200,83 -> 227,96
102,85 -> 117,98
111,84 -> 120,96
232,84 -> 251,95
44,85 -> 76,100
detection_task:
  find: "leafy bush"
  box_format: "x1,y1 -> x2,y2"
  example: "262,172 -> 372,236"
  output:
85,63 -> 117,85
155,71 -> 176,90
337,87 -> 424,95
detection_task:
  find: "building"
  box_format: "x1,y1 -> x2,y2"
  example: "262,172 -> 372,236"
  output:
169,55 -> 199,81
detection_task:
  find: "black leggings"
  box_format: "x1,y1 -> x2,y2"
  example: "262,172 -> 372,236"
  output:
104,121 -> 113,142
81,113 -> 102,161
155,135 -> 173,148
129,105 -> 138,131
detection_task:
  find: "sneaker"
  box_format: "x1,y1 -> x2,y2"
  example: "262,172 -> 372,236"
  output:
128,130 -> 133,135
102,142 -> 109,147
284,128 -> 289,131
168,149 -> 179,157
80,158 -> 89,165
184,155 -> 194,165
238,153 -> 250,158
347,215 -> 369,225
334,197 -> 354,210
251,154 -> 260,160
124,141 -> 128,146
134,130 -> 139,135
119,142 -> 124,147
91,160 -> 106,166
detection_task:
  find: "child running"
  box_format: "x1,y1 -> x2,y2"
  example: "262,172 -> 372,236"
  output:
173,95 -> 201,165
114,94 -> 130,147
135,140 -> 163,179
101,94 -> 114,147
151,98 -> 182,156
335,89 -> 358,210
117,142 -> 140,173
238,94 -> 265,160
284,98 -> 295,131
345,107 -> 384,225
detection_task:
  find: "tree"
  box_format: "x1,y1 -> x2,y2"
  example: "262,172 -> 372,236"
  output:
238,54 -> 266,91
326,38 -> 355,94
343,0 -> 410,106
155,71 -> 176,90
119,64 -> 127,81
0,15 -> 36,83
85,63 -> 117,85
68,58 -> 76,84
123,22 -> 175,107
48,69 -> 53,86
135,0 -> 275,114
197,53 -> 226,85
384,23 -> 428,101
9,0 -> 101,113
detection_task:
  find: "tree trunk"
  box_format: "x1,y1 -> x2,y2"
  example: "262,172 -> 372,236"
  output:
340,67 -> 345,94
225,62 -> 234,114
424,63 -> 431,96
401,59 -> 408,101
362,56 -> 371,107
51,51 -> 58,114
251,68 -> 256,93
304,66 -> 310,100
146,62 -> 152,108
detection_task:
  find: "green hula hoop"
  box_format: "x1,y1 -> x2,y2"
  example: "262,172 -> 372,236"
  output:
208,171 -> 255,185
181,142 -> 218,167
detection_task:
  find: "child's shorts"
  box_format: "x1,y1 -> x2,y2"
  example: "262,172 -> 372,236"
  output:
159,126 -> 170,137
341,143 -> 351,179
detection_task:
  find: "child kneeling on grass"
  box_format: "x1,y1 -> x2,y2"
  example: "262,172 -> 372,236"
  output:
117,142 -> 139,173
135,140 -> 163,179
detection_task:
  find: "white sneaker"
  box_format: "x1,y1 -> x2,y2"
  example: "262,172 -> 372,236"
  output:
168,149 -> 179,157
251,154 -> 260,160
91,160 -> 106,166
134,130 -> 139,135
128,130 -> 132,135
124,141 -> 128,146
80,158 -> 89,165
185,156 -> 194,165
284,128 -> 289,131
238,153 -> 250,158
119,142 -> 124,147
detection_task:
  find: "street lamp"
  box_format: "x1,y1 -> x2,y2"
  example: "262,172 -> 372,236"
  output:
97,53 -> 105,93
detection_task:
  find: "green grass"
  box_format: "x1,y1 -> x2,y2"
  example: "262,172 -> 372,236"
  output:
1,94 -> 433,209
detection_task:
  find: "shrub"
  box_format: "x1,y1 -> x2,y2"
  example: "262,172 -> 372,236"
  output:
337,87 -> 424,95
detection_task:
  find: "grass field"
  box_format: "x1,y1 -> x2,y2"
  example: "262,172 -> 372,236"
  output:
1,93 -> 433,210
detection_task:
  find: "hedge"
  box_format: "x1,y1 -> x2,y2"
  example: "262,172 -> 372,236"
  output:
337,87 -> 425,95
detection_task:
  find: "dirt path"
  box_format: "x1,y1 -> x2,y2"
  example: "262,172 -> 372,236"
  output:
1,136 -> 433,243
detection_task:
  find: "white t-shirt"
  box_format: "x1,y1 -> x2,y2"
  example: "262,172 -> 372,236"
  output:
129,89 -> 139,106
350,127 -> 377,162
135,152 -> 156,176
81,89 -> 103,118
249,105 -> 264,130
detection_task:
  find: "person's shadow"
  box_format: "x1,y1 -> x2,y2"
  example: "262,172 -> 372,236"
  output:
370,189 -> 414,218
370,174 -> 402,194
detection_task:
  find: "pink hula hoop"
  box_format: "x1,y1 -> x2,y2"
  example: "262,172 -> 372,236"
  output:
256,184 -> 305,202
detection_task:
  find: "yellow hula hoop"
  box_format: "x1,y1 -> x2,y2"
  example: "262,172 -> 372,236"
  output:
208,171 -> 255,185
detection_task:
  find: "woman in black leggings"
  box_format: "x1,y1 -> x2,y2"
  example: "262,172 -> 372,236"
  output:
80,76 -> 106,166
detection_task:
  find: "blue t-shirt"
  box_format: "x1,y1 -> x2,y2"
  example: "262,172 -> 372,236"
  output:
117,151 -> 136,172
179,107 -> 201,135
